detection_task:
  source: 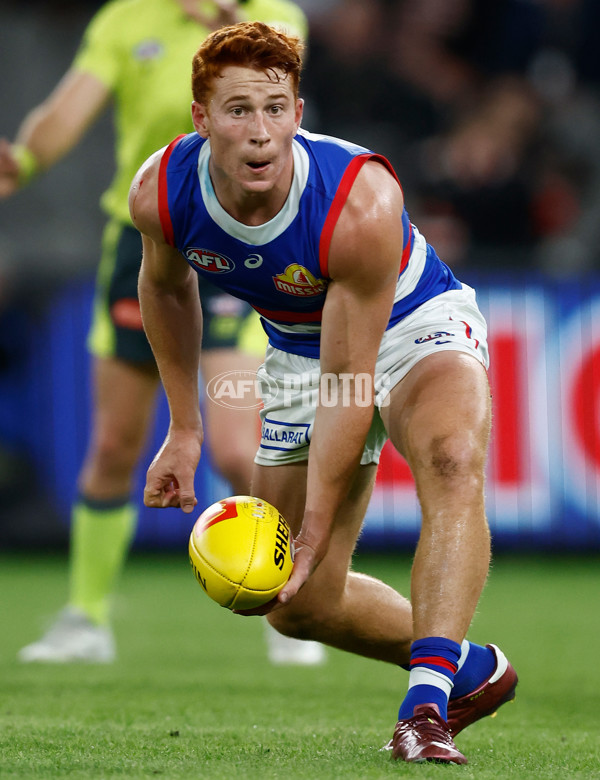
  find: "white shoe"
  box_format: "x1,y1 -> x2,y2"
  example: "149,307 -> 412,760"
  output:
17,607 -> 116,664
264,622 -> 326,666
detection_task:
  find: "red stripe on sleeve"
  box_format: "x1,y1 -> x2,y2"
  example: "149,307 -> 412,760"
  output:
318,153 -> 402,278
158,134 -> 186,248
399,221 -> 413,274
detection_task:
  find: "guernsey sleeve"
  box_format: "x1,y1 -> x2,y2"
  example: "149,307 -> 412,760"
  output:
71,0 -> 124,89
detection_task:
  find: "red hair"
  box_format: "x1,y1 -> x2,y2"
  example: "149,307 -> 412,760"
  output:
191,21 -> 304,104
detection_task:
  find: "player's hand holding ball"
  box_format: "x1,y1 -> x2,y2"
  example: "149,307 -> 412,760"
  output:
189,496 -> 294,611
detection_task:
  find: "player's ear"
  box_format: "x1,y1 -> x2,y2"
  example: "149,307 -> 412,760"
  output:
295,98 -> 304,131
192,101 -> 210,138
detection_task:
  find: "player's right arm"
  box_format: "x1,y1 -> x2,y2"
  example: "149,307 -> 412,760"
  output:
0,68 -> 110,198
130,152 -> 204,513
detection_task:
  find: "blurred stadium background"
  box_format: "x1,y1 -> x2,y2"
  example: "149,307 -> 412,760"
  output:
1,0 -> 600,553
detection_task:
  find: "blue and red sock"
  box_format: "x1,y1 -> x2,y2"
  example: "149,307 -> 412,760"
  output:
398,637 -> 461,721
398,639 -> 498,720
451,640 -> 496,699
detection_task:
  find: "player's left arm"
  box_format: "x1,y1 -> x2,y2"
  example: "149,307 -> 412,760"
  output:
279,160 -> 405,603
130,152 -> 204,513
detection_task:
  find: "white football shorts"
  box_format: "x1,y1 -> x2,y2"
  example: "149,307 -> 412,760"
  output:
255,284 -> 489,466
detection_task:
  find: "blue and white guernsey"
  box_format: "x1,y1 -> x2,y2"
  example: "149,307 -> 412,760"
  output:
158,128 -> 461,358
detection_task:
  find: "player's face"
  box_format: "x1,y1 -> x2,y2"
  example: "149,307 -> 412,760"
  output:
192,66 -> 303,206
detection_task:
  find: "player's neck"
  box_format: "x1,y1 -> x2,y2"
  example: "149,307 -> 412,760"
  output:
209,159 -> 295,227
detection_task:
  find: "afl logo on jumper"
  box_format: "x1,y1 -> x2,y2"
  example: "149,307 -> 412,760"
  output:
273,264 -> 328,297
185,248 -> 234,273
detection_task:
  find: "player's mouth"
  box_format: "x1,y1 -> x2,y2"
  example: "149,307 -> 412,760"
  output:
246,160 -> 271,173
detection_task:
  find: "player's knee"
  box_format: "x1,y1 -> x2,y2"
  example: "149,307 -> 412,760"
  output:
267,600 -> 331,642
210,445 -> 254,493
267,611 -> 313,641
413,430 -> 486,486
89,427 -> 145,478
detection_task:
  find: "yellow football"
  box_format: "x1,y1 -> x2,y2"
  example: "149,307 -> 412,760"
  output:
189,495 -> 294,610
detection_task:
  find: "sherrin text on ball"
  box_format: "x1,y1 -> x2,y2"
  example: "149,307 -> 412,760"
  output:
189,495 -> 294,610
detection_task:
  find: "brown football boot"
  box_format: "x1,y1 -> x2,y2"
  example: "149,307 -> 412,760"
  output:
391,703 -> 468,764
447,644 -> 518,736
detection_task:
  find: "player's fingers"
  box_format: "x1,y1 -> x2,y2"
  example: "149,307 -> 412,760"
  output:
178,490 -> 198,513
0,174 -> 19,199
0,142 -> 18,171
0,139 -> 11,162
277,549 -> 313,605
171,472 -> 197,513
143,486 -> 163,507
144,477 -> 175,507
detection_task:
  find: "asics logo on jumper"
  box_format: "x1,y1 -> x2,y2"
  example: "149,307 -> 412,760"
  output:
415,331 -> 455,345
185,248 -> 234,273
244,253 -> 263,268
273,264 -> 327,297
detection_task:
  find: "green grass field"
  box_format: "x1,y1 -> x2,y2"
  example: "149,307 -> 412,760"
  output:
1,550 -> 599,779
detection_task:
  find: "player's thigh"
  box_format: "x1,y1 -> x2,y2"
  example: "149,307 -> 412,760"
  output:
201,348 -> 262,454
380,350 -> 491,472
201,348 -> 262,387
252,462 -> 308,537
305,463 -> 378,604
253,461 -> 377,609
91,355 -> 160,449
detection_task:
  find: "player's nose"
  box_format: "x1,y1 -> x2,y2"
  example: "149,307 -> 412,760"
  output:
250,112 -> 270,144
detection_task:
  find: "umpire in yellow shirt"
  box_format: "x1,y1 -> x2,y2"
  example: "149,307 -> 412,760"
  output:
0,0 -> 324,667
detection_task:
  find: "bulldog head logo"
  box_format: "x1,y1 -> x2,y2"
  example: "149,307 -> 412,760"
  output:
273,264 -> 328,297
